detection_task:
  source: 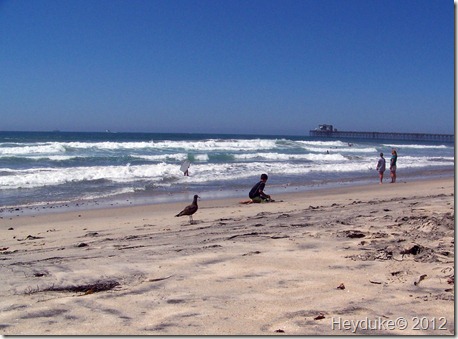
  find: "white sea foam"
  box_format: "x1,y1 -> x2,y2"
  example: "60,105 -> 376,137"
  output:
0,159 -> 365,190
0,143 -> 67,156
194,154 -> 210,162
0,163 -> 177,189
134,154 -> 188,161
233,152 -> 347,162
383,143 -> 450,149
0,139 -> 281,158
64,139 -> 279,152
0,133 -> 454,207
1,152 -> 453,191
296,140 -> 348,147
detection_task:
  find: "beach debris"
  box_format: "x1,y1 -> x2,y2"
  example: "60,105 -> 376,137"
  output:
116,245 -> 145,250
370,231 -> 389,239
314,313 -> 326,320
8,227 -> 14,230
0,247 -> 9,251
336,283 -> 345,290
227,232 -> 260,240
369,280 -> 382,284
23,235 -> 44,241
339,230 -> 366,238
291,223 -> 310,227
414,274 -> 427,286
148,275 -> 173,282
76,242 -> 88,248
242,251 -> 261,256
401,244 -> 422,256
85,232 -> 99,237
34,272 -> 48,277
347,231 -> 365,238
274,329 -> 285,333
203,244 -> 222,249
347,247 -> 393,261
24,280 -> 120,295
175,194 -> 199,224
376,249 -> 393,260
337,220 -> 351,225
166,299 -> 186,304
271,235 -> 289,239
47,280 -> 119,294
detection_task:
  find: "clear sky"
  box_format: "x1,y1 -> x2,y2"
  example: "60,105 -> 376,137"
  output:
0,0 -> 454,135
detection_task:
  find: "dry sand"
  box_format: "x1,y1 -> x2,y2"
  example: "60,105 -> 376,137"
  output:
0,178 -> 454,335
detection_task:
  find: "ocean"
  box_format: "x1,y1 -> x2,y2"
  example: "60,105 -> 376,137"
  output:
0,131 -> 454,210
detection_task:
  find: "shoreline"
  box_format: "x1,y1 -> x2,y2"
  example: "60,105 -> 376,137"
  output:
0,176 -> 454,335
1,167 -> 454,218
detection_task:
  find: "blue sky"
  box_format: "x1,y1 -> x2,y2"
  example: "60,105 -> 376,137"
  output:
0,0 -> 454,135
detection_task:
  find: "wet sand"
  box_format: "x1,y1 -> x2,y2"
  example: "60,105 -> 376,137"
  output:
0,177 -> 454,335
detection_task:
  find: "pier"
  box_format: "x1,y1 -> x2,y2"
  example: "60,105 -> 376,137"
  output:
309,125 -> 454,143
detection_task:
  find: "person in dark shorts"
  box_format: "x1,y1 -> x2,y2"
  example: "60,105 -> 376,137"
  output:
240,173 -> 273,204
390,150 -> 397,183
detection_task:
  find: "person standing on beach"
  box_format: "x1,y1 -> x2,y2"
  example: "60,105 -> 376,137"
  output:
390,150 -> 397,183
376,153 -> 386,184
240,173 -> 273,204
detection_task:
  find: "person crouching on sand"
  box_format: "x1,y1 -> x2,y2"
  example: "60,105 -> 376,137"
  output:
240,173 -> 274,204
376,153 -> 386,184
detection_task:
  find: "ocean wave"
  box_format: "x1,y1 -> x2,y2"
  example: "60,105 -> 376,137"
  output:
0,160 -> 366,190
133,153 -> 188,162
0,143 -> 67,156
0,163 -> 174,189
1,153 -> 454,191
0,132 -> 454,208
64,139 -> 279,152
383,143 -> 450,149
233,152 -> 347,162
0,139 -> 282,158
296,140 -> 349,147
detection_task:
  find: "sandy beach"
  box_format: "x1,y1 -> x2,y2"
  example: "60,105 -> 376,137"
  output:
0,177 -> 454,335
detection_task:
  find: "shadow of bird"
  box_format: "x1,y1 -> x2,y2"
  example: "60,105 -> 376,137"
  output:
175,195 -> 200,224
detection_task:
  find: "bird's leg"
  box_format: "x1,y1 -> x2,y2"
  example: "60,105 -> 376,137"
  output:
189,215 -> 194,224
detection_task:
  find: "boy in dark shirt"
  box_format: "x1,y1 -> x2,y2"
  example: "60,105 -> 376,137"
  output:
240,173 -> 273,204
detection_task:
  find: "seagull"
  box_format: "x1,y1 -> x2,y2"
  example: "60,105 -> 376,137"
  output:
175,195 -> 200,224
